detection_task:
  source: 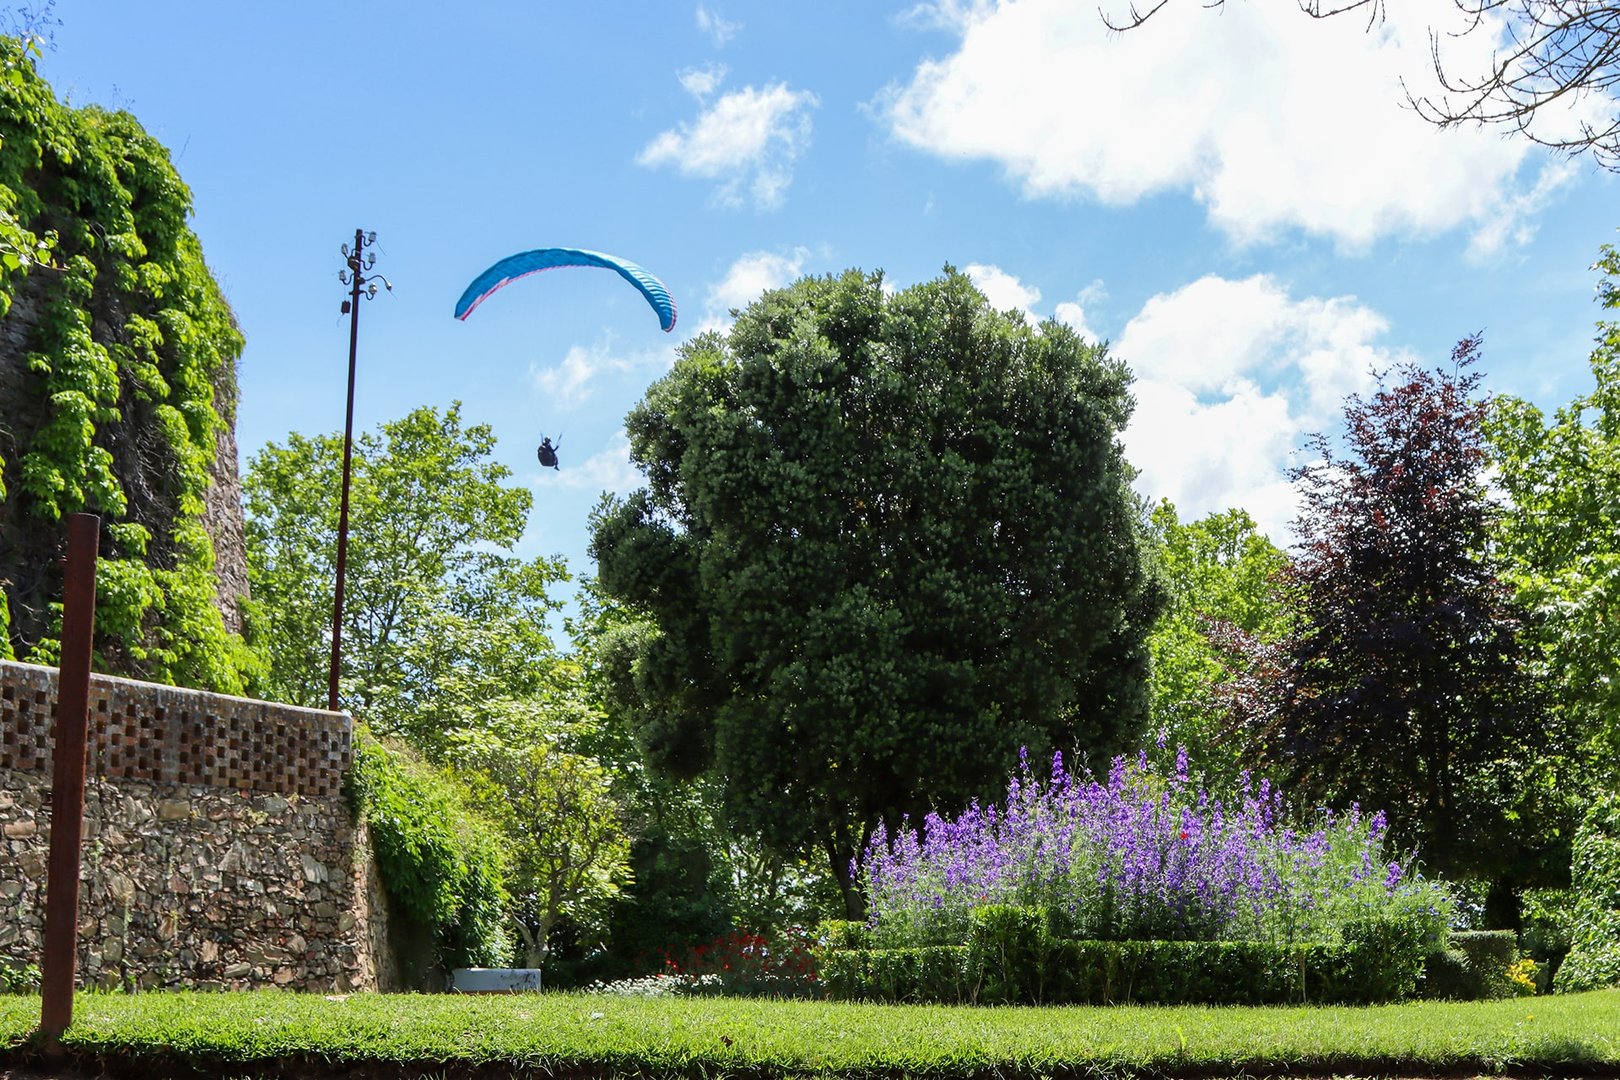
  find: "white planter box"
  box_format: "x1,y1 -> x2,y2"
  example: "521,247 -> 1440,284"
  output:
450,967 -> 542,993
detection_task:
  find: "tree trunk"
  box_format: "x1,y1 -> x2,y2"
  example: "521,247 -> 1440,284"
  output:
823,832 -> 867,921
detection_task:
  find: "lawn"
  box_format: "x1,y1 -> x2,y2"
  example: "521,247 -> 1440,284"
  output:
1,989 -> 1617,1078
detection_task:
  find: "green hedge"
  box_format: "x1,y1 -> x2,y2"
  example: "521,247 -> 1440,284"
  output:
820,905 -> 1434,1006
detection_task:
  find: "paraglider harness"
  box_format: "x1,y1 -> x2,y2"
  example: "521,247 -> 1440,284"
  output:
537,435 -> 561,470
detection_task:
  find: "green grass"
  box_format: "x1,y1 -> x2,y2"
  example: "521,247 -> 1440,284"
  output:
1,990 -> 1617,1078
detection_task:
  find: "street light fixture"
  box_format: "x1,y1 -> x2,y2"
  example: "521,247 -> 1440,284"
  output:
328,228 -> 390,713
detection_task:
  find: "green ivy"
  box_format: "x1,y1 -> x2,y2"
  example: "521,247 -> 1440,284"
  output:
0,36 -> 260,692
346,733 -> 512,971
1553,789 -> 1620,992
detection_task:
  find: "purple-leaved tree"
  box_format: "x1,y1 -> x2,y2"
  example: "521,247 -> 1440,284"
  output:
1240,337 -> 1552,922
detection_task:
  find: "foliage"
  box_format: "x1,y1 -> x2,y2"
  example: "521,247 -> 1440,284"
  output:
457,722 -> 633,969
1245,342 -> 1550,887
654,928 -> 821,998
3,987 -> 1619,1076
345,734 -> 510,970
1424,930 -> 1528,1000
0,37 -> 258,691
1486,245 -> 1620,795
0,963 -> 37,994
591,267 -> 1164,916
823,928 -> 1434,1005
1554,789 -> 1620,992
1521,888 -> 1576,990
1143,501 -> 1289,780
244,403 -> 571,755
863,748 -> 1451,950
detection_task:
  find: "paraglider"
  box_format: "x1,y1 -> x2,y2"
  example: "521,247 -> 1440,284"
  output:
454,247 -> 677,332
537,435 -> 561,470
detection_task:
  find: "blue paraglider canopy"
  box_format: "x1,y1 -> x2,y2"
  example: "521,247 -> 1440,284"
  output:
454,247 -> 677,332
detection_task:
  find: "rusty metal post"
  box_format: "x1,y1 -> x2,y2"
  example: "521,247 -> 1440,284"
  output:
40,512 -> 99,1051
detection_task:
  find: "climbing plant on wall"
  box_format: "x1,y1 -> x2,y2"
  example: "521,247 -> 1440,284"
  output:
0,36 -> 260,691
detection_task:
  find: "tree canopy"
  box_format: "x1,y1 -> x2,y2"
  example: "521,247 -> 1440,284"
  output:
1245,339 -> 1550,888
1144,500 -> 1289,780
589,267 -> 1165,916
243,403 -> 573,757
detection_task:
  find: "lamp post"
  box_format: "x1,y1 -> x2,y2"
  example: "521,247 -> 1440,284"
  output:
328,229 -> 390,713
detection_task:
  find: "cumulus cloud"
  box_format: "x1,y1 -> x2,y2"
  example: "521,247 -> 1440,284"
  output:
702,247 -> 811,329
639,69 -> 819,209
966,262 -> 1042,323
882,0 -> 1574,249
549,429 -> 644,494
530,339 -> 673,406
965,263 -> 1104,341
1115,274 -> 1411,538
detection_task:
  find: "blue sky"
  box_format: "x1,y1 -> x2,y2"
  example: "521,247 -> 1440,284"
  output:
37,0 -> 1619,593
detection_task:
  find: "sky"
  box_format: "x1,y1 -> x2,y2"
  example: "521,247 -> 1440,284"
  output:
32,0 -> 1620,605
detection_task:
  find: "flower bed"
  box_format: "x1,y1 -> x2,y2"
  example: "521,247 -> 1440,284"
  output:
830,749 -> 1456,1005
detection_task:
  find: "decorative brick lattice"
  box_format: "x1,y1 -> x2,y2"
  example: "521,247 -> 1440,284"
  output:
0,660 -> 349,798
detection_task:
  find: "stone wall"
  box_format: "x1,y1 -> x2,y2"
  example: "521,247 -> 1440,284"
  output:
0,660 -> 396,991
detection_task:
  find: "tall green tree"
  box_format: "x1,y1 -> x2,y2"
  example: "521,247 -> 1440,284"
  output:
590,268 -> 1165,917
243,403 -> 571,757
1144,500 -> 1288,778
458,719 -> 633,969
1485,243 -> 1620,781
1249,340 -> 1550,898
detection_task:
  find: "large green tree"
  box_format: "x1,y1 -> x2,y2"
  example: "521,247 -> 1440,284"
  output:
590,268 -> 1165,916
243,403 -> 572,757
1485,243 -> 1620,781
1144,500 -> 1289,780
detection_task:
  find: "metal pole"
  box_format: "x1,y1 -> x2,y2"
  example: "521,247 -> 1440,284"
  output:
327,228 -> 364,713
40,512 -> 99,1052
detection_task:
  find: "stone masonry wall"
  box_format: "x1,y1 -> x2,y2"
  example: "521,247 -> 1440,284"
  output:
0,660 -> 394,991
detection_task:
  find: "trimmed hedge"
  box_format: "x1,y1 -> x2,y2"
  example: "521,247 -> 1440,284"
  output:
820,906 -> 1434,1006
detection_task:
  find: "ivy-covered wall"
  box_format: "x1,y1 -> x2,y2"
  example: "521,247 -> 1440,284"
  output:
0,37 -> 260,692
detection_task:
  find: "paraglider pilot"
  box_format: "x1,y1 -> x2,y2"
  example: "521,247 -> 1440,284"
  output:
537,436 -> 560,470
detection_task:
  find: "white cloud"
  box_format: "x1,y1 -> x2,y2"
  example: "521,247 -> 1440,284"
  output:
550,430 -> 644,494
696,5 -> 740,46
965,263 -> 1105,340
530,339 -> 673,406
703,247 -> 810,329
966,262 -> 1042,323
678,63 -> 728,100
639,72 -> 819,209
882,0 -> 1576,249
1115,274 -> 1408,538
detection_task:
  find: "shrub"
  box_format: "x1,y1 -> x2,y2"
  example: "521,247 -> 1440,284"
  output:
864,748 -> 1452,952
1553,789 -> 1620,992
346,733 -> 510,970
820,946 -> 971,1003
818,919 -> 873,950
1521,889 -> 1575,991
823,933 -> 1426,1006
967,904 -> 1047,1004
0,964 -> 39,994
656,928 -> 819,998
1423,930 -> 1523,1000
1337,914 -> 1433,1003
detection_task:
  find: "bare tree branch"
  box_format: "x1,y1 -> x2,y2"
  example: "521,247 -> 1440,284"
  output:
1101,0 -> 1620,170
